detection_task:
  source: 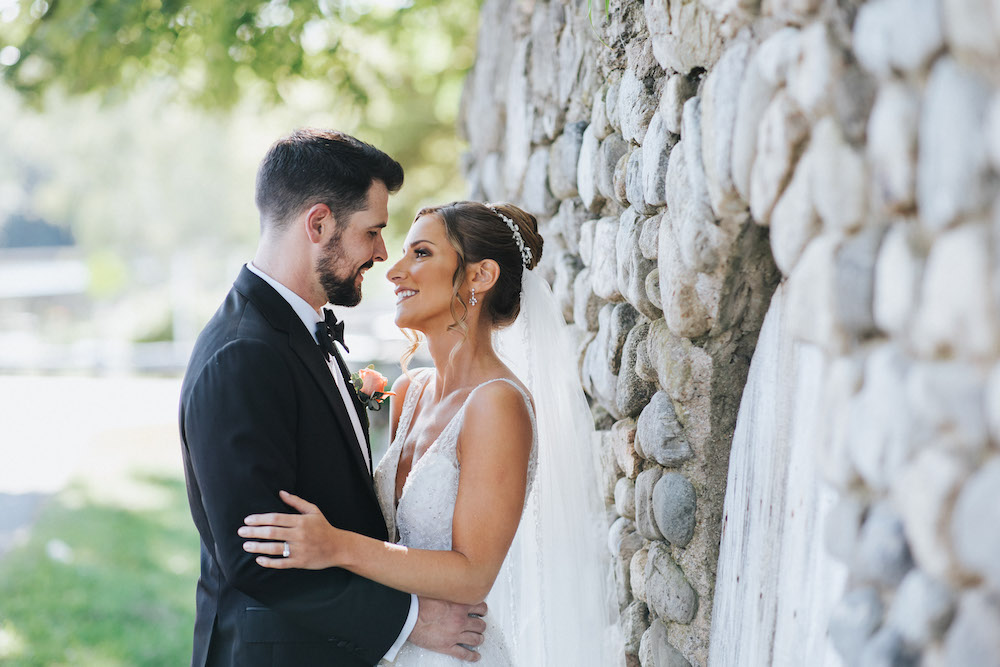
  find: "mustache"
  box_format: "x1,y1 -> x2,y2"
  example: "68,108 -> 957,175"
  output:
358,260 -> 374,272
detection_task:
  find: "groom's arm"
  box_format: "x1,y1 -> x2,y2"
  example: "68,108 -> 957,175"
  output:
183,338 -> 411,662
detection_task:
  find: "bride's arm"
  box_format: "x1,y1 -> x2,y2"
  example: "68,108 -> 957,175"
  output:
239,381 -> 533,605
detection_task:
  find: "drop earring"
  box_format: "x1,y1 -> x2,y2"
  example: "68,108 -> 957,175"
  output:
469,288 -> 478,306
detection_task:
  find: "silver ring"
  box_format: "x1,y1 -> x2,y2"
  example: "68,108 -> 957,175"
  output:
282,542 -> 290,558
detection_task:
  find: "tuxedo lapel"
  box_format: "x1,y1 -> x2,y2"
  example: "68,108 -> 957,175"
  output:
235,267 -> 375,486
331,347 -> 373,461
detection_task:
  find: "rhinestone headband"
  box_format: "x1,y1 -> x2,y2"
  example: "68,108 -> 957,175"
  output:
488,205 -> 532,269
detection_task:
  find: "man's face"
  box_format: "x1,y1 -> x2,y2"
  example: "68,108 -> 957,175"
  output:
316,180 -> 389,306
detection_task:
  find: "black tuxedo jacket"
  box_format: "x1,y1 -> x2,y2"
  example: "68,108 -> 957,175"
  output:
179,266 -> 410,666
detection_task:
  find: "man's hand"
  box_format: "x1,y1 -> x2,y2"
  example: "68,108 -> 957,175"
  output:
408,597 -> 489,662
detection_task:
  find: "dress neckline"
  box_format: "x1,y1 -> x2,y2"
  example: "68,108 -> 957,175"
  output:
392,370 -> 532,508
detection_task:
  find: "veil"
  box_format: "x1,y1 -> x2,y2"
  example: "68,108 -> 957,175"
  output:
491,270 -> 623,666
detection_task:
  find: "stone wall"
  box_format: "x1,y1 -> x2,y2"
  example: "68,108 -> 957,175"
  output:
460,0 -> 1000,665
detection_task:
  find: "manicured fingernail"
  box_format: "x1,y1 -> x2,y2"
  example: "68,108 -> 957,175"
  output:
238,528 -> 248,536
256,557 -> 266,564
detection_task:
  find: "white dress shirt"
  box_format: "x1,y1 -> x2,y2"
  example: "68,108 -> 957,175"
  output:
246,262 -> 418,661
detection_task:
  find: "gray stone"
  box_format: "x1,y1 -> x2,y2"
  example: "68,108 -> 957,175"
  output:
660,73 -> 697,136
659,215 -> 713,339
626,149 -> 657,215
606,77 -> 622,133
618,68 -> 658,145
913,222 -> 1000,360
832,62 -> 879,146
988,363 -> 1000,445
592,217 -> 624,302
608,420 -> 639,482
702,37 -> 751,219
635,466 -> 664,540
579,218 -> 597,266
639,620 -> 692,667
642,113 -> 674,208
853,0 -> 944,77
906,361 -> 989,452
478,152 -> 505,202
635,391 -> 692,468
644,542 -> 698,623
732,29 -> 798,203
573,268 -> 602,331
770,147 -> 820,276
551,197 -> 590,250
646,317 -> 712,406
749,90 -> 809,225
614,150 -> 631,208
617,208 -> 660,319
847,345 -> 912,492
824,494 -> 866,564
645,269 -> 662,311
503,42 -> 532,194
635,329 -> 658,384
640,213 -> 661,261
622,600 -> 649,657
943,0 -> 1000,62
943,590 -> 1000,666
891,448 -> 969,581
952,458 -> 1000,589
594,430 -> 619,504
787,22 -> 844,118
555,15 -> 583,108
617,322 -> 656,418
552,252 -> 583,324
858,628 -> 918,667
989,93 -> 1000,172
829,586 -> 884,665
852,503 -> 913,588
578,124 -> 604,211
868,82 -> 919,214
609,303 -> 641,375
786,234 -> 843,350
522,148 -> 559,216
615,476 -> 637,520
598,133 -> 630,203
591,86 -> 613,140
630,546 -> 650,603
583,309 -> 620,417
610,516 -> 646,609
644,0 -> 724,74
652,472 -> 696,547
917,57 -> 993,231
873,223 -> 923,338
549,121 -> 588,200
834,224 -> 885,339
887,570 -> 956,647
811,117 -> 869,235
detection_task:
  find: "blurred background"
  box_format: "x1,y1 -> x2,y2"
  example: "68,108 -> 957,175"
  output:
0,0 -> 479,662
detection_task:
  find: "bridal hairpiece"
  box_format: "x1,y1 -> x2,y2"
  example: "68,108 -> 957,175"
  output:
488,205 -> 532,269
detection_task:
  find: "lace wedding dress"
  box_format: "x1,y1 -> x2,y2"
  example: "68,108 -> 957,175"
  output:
373,369 -> 537,666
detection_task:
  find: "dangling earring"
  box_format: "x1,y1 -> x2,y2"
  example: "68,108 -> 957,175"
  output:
469,288 -> 478,306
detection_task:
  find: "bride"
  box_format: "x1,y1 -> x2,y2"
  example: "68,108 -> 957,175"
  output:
238,202 -> 621,665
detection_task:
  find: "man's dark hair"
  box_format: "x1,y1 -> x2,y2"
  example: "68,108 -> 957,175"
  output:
254,128 -> 404,231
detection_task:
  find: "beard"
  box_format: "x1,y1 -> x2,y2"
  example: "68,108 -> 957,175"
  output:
316,235 -> 373,307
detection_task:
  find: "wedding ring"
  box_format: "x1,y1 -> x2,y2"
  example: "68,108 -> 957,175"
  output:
282,542 -> 290,558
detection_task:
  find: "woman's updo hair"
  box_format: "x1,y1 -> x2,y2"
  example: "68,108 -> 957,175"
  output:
416,201 -> 544,328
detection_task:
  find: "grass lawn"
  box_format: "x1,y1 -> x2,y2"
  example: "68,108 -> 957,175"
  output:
0,424 -> 200,666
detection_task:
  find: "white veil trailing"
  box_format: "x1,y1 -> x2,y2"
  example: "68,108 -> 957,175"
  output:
491,269 -> 623,666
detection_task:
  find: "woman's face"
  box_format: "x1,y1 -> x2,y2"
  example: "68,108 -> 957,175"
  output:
387,213 -> 462,332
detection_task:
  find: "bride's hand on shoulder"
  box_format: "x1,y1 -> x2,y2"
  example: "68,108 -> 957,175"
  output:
239,490 -> 347,570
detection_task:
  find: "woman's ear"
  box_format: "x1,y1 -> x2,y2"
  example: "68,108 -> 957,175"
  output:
467,259 -> 500,294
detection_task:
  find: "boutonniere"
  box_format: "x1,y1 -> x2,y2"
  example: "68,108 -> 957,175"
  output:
350,365 -> 396,411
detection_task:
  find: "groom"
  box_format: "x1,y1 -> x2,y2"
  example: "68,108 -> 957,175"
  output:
179,129 -> 486,666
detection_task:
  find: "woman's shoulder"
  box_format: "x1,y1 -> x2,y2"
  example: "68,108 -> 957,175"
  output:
465,376 -> 533,424
391,367 -> 432,398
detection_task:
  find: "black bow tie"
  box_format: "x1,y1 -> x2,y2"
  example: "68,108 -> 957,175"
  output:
316,308 -> 348,359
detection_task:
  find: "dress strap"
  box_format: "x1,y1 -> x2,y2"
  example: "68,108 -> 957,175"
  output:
394,368 -> 432,446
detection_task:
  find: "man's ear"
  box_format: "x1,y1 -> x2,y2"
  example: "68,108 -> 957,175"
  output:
468,259 -> 501,294
304,204 -> 332,244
